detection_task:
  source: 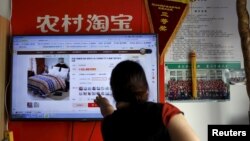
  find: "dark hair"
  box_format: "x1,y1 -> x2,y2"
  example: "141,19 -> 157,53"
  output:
110,60 -> 149,103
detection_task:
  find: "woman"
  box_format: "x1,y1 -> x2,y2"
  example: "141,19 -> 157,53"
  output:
95,60 -> 199,141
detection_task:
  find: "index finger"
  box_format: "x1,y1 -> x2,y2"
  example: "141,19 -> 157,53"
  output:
97,93 -> 102,98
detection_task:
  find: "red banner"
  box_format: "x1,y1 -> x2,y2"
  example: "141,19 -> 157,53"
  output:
145,0 -> 189,64
10,1 -> 150,141
11,0 -> 148,34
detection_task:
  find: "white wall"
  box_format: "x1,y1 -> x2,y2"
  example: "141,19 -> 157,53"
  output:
172,85 -> 249,141
172,2 -> 250,141
0,0 -> 10,19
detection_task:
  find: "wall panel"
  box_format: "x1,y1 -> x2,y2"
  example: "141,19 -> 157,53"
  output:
0,15 -> 9,141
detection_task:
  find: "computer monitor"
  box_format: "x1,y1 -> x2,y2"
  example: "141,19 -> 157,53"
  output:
10,34 -> 159,120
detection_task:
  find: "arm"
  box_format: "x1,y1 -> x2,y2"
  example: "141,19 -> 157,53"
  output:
94,94 -> 115,117
167,113 -> 200,141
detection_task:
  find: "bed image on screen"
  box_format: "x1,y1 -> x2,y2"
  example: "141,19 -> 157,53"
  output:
11,34 -> 159,120
27,57 -> 70,100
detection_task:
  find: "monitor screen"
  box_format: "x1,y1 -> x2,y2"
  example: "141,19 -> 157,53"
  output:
10,34 -> 159,120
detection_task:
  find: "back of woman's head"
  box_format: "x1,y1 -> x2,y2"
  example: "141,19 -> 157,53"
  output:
110,60 -> 149,103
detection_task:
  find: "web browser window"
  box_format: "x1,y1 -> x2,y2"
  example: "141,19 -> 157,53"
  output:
11,34 -> 159,120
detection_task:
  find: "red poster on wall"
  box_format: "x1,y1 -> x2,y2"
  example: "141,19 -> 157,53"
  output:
145,0 -> 189,64
10,1 -> 151,141
9,1 -> 190,140
11,0 -> 149,34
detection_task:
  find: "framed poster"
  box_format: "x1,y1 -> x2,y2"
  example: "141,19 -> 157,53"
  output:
164,0 -> 244,102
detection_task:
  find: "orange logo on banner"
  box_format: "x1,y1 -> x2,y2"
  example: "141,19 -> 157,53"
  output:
144,0 -> 189,64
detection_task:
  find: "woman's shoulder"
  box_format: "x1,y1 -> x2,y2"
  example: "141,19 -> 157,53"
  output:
162,102 -> 183,127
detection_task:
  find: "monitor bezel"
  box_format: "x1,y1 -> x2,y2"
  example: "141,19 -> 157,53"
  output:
10,33 -> 160,121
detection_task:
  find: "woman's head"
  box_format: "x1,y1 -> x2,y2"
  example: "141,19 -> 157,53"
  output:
110,60 -> 149,103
